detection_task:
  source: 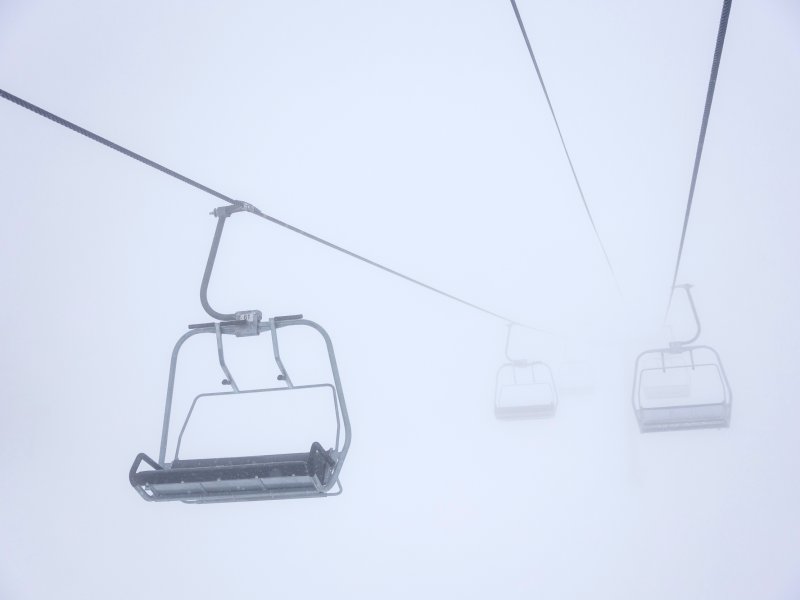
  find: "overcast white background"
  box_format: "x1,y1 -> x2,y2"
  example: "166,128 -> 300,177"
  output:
1,1 -> 799,598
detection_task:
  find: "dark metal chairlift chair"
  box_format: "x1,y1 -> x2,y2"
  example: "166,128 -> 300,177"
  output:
130,204 -> 351,503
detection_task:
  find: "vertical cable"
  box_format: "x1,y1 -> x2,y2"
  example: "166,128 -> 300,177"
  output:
509,0 -> 620,291
667,0 -> 733,310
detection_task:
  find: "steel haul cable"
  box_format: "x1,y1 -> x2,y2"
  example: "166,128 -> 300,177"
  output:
508,0 -> 620,291
668,0 -> 733,310
0,87 -> 549,333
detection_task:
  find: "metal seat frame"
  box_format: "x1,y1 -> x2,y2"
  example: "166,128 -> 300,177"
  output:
130,203 -> 351,503
494,324 -> 558,419
631,285 -> 731,433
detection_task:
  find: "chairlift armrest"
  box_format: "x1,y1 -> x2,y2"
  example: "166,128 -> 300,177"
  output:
310,442 -> 337,468
273,314 -> 304,322
129,453 -> 163,487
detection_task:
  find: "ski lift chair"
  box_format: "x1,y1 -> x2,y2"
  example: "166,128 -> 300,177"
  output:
632,285 -> 731,433
495,324 -> 558,419
130,204 -> 351,503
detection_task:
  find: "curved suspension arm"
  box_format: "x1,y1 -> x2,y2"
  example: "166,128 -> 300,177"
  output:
200,211 -> 237,321
504,322 -> 534,364
201,203 -> 263,322
670,284 -> 702,348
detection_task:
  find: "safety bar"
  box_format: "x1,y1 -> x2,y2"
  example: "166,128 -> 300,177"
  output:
171,383 -> 340,463
155,318 -> 351,493
129,453 -> 163,488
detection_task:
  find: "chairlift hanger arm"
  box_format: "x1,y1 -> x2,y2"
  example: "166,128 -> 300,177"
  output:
200,203 -> 263,323
669,284 -> 702,348
504,322 -> 527,364
201,212 -> 235,321
503,322 -> 545,365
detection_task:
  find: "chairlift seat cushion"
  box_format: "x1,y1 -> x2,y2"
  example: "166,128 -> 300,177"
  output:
130,443 -> 336,502
637,403 -> 730,433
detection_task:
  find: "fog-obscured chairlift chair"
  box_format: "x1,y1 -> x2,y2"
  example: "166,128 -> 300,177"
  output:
632,284 -> 731,433
495,324 -> 558,419
130,204 -> 351,503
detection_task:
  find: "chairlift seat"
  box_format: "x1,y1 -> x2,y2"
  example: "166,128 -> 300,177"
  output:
632,345 -> 732,433
495,400 -> 557,419
130,442 -> 338,503
495,364 -> 558,420
495,325 -> 559,420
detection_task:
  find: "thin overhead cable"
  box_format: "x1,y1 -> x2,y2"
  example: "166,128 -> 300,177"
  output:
668,0 -> 733,304
0,89 -> 238,207
508,0 -> 619,290
0,87 -> 550,333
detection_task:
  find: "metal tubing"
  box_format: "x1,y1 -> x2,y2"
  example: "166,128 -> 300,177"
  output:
158,327 -> 212,464
671,285 -> 702,347
215,322 -> 239,392
172,383 -> 337,462
269,318 -> 294,388
265,318 -> 351,492
200,215 -> 236,321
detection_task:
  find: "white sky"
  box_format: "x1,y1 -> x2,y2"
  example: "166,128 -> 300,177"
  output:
1,1 -> 799,598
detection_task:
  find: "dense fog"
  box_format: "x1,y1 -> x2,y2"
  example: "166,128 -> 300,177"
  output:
1,1 -> 798,598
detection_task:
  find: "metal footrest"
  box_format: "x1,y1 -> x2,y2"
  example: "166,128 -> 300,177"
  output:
130,442 -> 337,503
